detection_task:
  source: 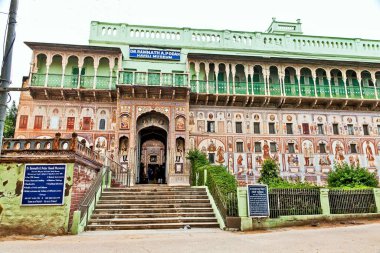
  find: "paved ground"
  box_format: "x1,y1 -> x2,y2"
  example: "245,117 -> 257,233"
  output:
1,223 -> 380,253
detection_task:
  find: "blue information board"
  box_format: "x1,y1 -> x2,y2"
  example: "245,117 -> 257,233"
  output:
129,47 -> 180,61
247,184 -> 269,217
21,164 -> 66,205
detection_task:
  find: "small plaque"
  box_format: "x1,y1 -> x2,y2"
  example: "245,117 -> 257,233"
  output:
247,184 -> 269,217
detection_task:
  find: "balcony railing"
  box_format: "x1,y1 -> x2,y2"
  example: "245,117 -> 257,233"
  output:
30,73 -> 117,90
119,71 -> 189,87
30,72 -> 379,100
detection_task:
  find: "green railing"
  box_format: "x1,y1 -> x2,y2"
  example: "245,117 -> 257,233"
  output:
301,84 -> 316,97
284,83 -> 299,96
269,83 -> 282,96
218,81 -> 228,94
80,76 -> 94,89
208,81 -> 216,93
362,87 -> 377,99
46,74 -> 62,87
346,86 -> 362,98
198,81 -> 207,93
331,86 -> 346,98
234,81 -> 247,95
31,73 -> 46,87
190,80 -> 197,92
253,82 -> 265,95
118,71 -> 189,87
96,76 -> 110,89
316,85 -> 331,98
63,75 -> 78,88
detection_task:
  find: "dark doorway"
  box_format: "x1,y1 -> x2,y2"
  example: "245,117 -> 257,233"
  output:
138,126 -> 167,184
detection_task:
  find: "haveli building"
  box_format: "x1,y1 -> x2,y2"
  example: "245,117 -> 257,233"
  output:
15,19 -> 380,186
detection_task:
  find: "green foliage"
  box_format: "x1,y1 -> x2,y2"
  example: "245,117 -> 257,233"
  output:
4,101 -> 17,138
258,158 -> 281,185
259,158 -> 319,189
186,149 -> 209,186
327,162 -> 379,188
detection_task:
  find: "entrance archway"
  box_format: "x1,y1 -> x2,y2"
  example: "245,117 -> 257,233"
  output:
136,111 -> 169,184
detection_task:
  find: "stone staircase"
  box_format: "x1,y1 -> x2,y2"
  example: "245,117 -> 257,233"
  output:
86,186 -> 219,230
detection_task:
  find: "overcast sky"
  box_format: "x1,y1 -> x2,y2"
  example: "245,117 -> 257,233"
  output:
1,0 -> 380,104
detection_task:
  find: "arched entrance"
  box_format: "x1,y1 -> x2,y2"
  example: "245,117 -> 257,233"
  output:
136,111 -> 169,184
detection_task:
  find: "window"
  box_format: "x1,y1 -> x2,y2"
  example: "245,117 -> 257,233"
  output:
350,143 -> 357,153
19,115 -> 28,129
207,121 -> 215,133
83,117 -> 91,130
268,123 -> 276,134
34,115 -> 43,130
286,123 -> 293,134
235,122 -> 243,133
317,124 -> 324,135
99,119 -> 106,130
208,153 -> 215,163
319,143 -> 326,153
270,142 -> 277,152
302,123 -> 310,134
363,124 -> 369,135
347,124 -> 354,135
67,117 -> 75,131
288,143 -> 295,153
254,142 -> 262,153
236,142 -> 243,152
333,124 -> 339,135
378,125 -> 380,135
253,122 -> 260,134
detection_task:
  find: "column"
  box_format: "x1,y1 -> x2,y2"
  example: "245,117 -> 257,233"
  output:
263,67 -> 269,96
226,64 -> 230,95
278,69 -> 285,96
296,68 -> 301,96
109,58 -> 115,89
214,64 -> 219,94
371,71 -> 378,99
320,188 -> 331,215
93,57 -> 99,89
312,73 -> 318,98
342,71 -> 348,98
231,64 -> 236,94
244,65 -> 249,95
195,62 -> 200,93
61,56 -> 68,88
205,63 -> 210,93
45,54 -> 52,87
249,66 -> 254,95
358,77 -> 363,99
326,71 -> 333,98
77,57 -> 84,89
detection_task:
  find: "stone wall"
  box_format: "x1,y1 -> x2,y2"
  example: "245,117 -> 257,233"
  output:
0,163 -> 74,235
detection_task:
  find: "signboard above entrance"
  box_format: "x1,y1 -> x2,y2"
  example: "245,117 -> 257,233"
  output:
129,47 -> 181,61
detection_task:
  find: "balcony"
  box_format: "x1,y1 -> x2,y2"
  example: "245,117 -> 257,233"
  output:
30,73 -> 117,90
119,71 -> 189,88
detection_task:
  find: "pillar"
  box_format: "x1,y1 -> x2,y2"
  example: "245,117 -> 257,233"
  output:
374,188 -> 380,213
61,56 -> 68,88
371,71 -> 378,99
93,57 -> 100,89
195,62 -> 200,93
214,64 -> 219,94
77,57 -> 84,89
326,71 -> 333,98
296,68 -> 301,96
313,75 -> 318,98
231,64 -> 236,94
358,77 -> 363,99
320,188 -> 330,215
342,71 -> 348,98
109,58 -> 115,89
263,67 -> 269,96
44,54 -> 52,87
244,65 -> 249,95
226,64 -> 230,94
249,66 -> 254,95
205,63 -> 210,93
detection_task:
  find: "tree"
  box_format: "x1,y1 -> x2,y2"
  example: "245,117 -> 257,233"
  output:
4,100 -> 17,138
259,158 -> 282,185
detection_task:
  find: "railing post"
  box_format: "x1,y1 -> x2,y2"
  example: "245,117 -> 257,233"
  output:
204,169 -> 207,186
71,210 -> 81,235
320,188 -> 330,215
374,188 -> 380,213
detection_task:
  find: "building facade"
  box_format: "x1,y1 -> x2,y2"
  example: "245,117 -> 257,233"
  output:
15,19 -> 380,186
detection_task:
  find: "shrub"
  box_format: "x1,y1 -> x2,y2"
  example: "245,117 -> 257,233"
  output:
327,162 -> 379,188
187,149 -> 209,186
259,158 -> 281,185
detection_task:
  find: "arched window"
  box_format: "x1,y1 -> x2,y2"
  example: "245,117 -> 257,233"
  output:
99,119 -> 106,130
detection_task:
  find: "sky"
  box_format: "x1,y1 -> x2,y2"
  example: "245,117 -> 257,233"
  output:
0,0 -> 380,105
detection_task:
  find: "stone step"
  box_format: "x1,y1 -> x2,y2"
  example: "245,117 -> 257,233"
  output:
104,188 -> 205,193
90,212 -> 216,219
86,222 -> 219,231
92,207 -> 214,214
102,191 -> 207,196
97,199 -> 211,205
95,203 -> 213,209
89,217 -> 217,225
100,195 -> 209,200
